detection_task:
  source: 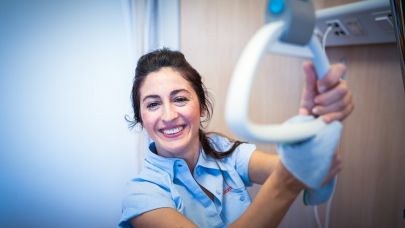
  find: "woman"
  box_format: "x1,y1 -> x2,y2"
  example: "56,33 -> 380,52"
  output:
120,48 -> 353,227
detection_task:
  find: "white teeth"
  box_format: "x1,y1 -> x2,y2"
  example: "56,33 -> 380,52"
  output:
162,126 -> 183,135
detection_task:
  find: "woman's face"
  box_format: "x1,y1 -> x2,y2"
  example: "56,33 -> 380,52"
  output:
139,67 -> 201,159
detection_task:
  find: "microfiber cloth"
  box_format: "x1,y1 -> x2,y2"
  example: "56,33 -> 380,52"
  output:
276,115 -> 342,205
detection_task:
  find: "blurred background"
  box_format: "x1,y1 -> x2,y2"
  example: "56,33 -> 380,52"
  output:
0,0 -> 178,227
0,0 -> 404,227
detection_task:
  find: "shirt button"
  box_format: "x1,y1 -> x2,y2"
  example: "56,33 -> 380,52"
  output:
176,161 -> 183,167
216,189 -> 222,195
240,195 -> 245,201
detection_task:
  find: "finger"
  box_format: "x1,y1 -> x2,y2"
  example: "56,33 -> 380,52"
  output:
321,102 -> 354,123
313,92 -> 351,116
300,61 -> 318,114
302,61 -> 317,92
298,107 -> 311,115
314,80 -> 348,106
317,63 -> 347,93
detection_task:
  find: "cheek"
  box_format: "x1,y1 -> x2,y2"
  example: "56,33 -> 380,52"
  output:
184,104 -> 201,125
140,109 -> 156,131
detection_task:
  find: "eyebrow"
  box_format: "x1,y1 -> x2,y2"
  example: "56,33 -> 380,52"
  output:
142,89 -> 191,102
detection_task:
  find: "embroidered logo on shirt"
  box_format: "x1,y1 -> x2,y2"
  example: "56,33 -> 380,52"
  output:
223,186 -> 232,195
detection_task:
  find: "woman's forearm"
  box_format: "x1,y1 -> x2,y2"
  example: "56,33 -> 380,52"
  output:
248,150 -> 280,185
230,161 -> 304,228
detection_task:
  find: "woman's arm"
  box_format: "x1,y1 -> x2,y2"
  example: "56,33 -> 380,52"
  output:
248,150 -> 279,185
131,208 -> 197,228
248,149 -> 343,186
230,160 -> 304,228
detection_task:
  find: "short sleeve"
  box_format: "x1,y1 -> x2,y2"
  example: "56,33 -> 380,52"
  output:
209,134 -> 256,187
230,142 -> 256,186
119,178 -> 176,227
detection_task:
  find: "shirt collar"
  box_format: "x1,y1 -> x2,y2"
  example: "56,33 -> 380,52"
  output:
197,148 -> 226,170
144,142 -> 229,180
195,146 -> 231,176
144,143 -> 181,179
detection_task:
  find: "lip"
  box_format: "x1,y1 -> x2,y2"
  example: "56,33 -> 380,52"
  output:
159,125 -> 186,138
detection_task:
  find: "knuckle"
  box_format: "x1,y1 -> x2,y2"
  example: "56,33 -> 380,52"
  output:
337,63 -> 347,76
337,85 -> 348,97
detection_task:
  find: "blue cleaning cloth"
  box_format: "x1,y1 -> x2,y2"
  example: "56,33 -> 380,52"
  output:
276,115 -> 342,205
303,177 -> 336,205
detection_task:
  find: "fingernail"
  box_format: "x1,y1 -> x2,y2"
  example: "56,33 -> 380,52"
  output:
312,107 -> 319,114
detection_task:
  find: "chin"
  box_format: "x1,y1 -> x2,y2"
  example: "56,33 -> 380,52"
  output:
155,134 -> 197,156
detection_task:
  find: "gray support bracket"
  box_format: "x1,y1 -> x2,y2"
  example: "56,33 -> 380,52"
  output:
266,0 -> 315,45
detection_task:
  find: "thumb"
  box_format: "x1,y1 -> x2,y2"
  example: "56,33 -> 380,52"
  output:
299,61 -> 318,115
303,61 -> 318,92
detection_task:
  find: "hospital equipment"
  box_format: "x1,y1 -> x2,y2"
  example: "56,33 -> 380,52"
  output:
225,0 -> 394,143
225,0 -> 329,144
225,0 -> 395,227
225,0 -> 337,227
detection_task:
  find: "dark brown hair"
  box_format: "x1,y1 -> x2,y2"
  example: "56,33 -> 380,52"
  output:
128,48 -> 243,159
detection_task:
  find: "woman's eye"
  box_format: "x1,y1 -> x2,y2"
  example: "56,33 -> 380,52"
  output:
174,97 -> 189,105
146,102 -> 160,110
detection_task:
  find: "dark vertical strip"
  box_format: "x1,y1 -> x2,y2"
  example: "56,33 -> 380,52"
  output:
390,0 -> 405,92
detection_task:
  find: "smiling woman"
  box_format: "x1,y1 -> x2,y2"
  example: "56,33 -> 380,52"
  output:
120,48 -> 353,227
139,67 -> 202,165
128,49 -> 244,162
121,49 -> 257,227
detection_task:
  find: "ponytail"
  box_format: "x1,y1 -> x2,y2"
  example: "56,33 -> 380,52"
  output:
199,129 -> 244,159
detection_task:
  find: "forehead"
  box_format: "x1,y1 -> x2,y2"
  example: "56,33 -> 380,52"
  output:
140,67 -> 195,97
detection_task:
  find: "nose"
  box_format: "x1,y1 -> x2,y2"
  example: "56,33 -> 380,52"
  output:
161,103 -> 178,122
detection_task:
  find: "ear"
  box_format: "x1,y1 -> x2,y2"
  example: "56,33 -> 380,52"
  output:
200,109 -> 206,118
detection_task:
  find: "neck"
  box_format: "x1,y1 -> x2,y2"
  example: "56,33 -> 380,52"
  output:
155,141 -> 201,173
181,143 -> 200,173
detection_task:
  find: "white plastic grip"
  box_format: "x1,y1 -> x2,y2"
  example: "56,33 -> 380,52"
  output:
225,21 -> 330,143
309,35 -> 330,80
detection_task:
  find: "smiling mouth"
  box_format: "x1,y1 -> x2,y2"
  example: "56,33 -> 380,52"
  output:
160,125 -> 185,137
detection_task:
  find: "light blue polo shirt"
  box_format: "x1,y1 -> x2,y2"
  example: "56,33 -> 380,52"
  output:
119,134 -> 256,227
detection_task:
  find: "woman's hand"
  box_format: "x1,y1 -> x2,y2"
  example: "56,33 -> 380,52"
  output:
299,61 -> 351,186
299,61 -> 354,123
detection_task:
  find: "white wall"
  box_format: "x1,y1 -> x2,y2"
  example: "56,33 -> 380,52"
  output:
0,0 -> 139,227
